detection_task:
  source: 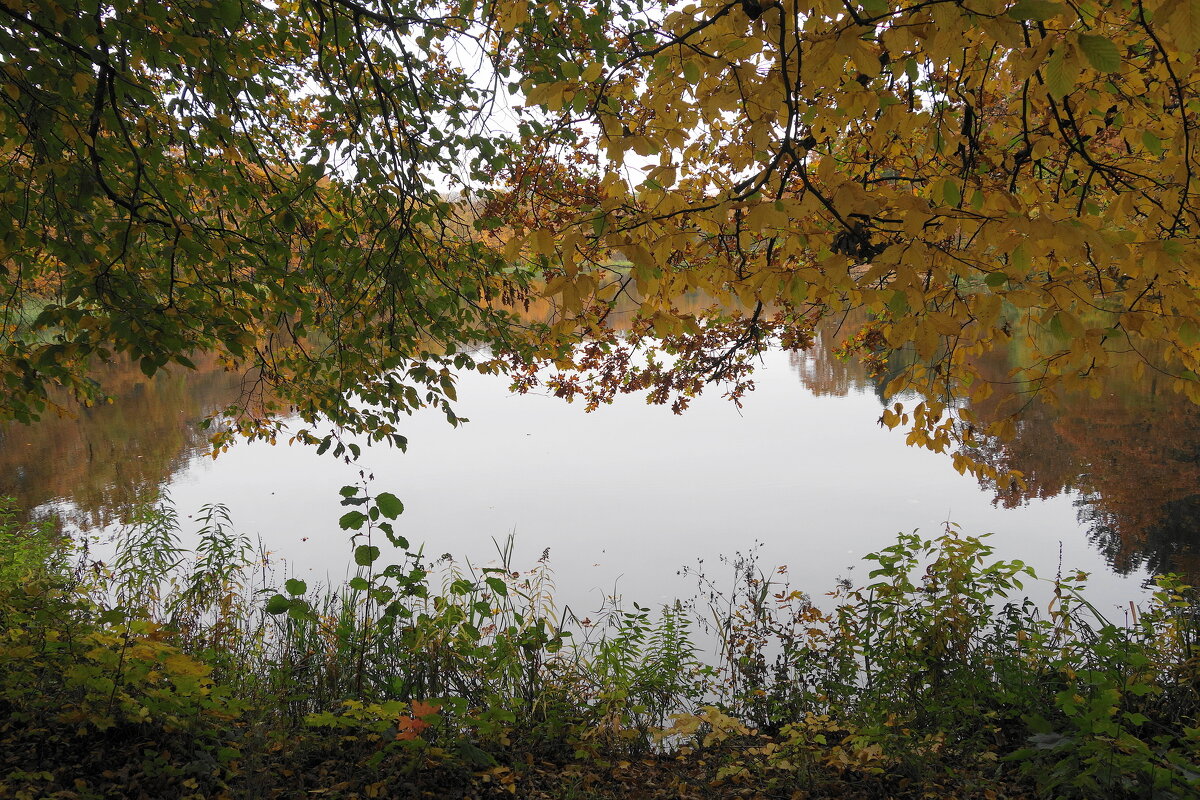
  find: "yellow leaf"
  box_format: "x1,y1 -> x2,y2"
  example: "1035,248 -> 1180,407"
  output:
745,202 -> 787,231
531,228 -> 555,256
1163,0 -> 1200,53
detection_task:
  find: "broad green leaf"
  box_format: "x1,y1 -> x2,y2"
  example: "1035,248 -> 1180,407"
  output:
355,544 -> 381,566
941,179 -> 961,207
455,740 -> 497,767
1048,313 -> 1067,341
1077,34 -> 1120,72
339,511 -> 367,530
375,492 -> 404,519
1044,49 -> 1073,100
216,0 -> 243,26
288,601 -> 314,621
265,594 -> 292,615
285,578 -> 307,595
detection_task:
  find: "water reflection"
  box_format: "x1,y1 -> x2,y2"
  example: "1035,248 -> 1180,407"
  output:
964,361 -> 1200,583
0,356 -> 245,528
2,323 -> 1198,584
784,321 -> 1200,584
788,327 -> 874,398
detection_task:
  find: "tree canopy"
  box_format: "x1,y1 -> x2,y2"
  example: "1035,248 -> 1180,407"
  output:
2,0 -> 1199,477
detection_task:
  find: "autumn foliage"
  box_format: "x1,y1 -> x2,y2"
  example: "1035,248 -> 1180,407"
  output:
489,0 -> 1200,483
0,0 -> 1193,473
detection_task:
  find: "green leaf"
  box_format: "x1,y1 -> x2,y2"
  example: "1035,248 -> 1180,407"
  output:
1143,130 -> 1163,156
288,602 -> 313,621
339,511 -> 367,530
349,576 -> 370,590
285,578 -> 307,595
355,544 -> 381,566
1045,50 -> 1073,100
216,747 -> 242,764
1006,0 -> 1066,20
455,741 -> 497,767
215,0 -> 243,27
941,179 -> 961,207
1010,244 -> 1031,274
485,576 -> 509,596
265,594 -> 292,614
375,492 -> 404,519
985,272 -> 1008,288
683,61 -> 700,85
1048,312 -> 1067,341
139,357 -> 157,378
379,522 -> 409,549
1077,34 -> 1120,72
339,485 -> 359,498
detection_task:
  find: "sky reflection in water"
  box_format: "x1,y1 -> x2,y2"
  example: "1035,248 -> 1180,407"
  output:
0,336 -> 1179,618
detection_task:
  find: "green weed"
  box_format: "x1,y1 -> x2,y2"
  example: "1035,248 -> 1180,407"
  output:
1,494 -> 1197,799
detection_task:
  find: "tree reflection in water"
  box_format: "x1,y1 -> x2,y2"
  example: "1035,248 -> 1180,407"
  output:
0,356 -> 247,529
3,323 -> 1198,584
790,323 -> 1200,584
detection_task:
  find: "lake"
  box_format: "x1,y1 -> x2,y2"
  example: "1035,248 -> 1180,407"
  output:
2,328 -> 1196,618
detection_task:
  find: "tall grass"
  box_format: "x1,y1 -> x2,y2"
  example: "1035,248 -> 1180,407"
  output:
0,498 -> 63,585
1,494 -> 1197,798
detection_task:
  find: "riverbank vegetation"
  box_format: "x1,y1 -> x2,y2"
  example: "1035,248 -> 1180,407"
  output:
1,492 -> 1196,799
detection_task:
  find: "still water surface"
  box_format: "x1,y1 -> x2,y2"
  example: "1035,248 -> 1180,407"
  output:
3,332 -> 1197,615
